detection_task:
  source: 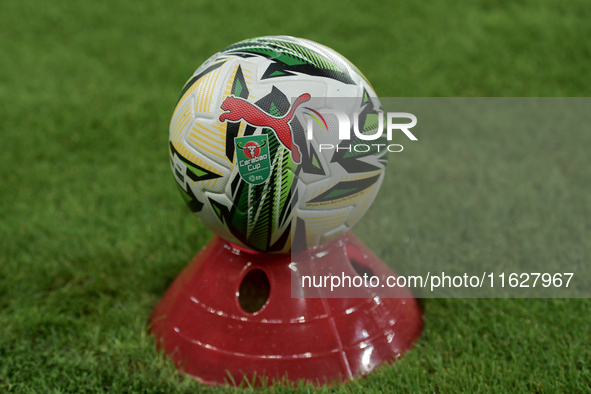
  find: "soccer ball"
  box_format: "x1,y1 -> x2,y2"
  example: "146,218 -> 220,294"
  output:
169,36 -> 386,253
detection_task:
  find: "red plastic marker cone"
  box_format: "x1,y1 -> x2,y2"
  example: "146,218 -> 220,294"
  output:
150,232 -> 423,386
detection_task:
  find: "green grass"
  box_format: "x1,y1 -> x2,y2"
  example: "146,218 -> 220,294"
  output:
1,0 -> 590,392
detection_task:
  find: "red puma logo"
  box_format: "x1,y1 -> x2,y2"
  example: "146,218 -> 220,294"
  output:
219,93 -> 311,163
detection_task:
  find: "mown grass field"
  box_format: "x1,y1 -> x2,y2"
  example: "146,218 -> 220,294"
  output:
1,0 -> 590,392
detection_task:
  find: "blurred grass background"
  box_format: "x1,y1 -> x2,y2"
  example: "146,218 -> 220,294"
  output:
360,98 -> 591,297
1,0 -> 590,392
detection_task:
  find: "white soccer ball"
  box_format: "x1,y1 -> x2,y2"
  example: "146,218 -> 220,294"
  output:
169,36 -> 386,253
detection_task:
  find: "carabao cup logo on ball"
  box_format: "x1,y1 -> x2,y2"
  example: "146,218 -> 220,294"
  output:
234,135 -> 271,185
169,35 -> 401,253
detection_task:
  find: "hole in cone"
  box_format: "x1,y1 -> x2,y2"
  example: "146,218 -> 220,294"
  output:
346,244 -> 375,278
238,268 -> 271,313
